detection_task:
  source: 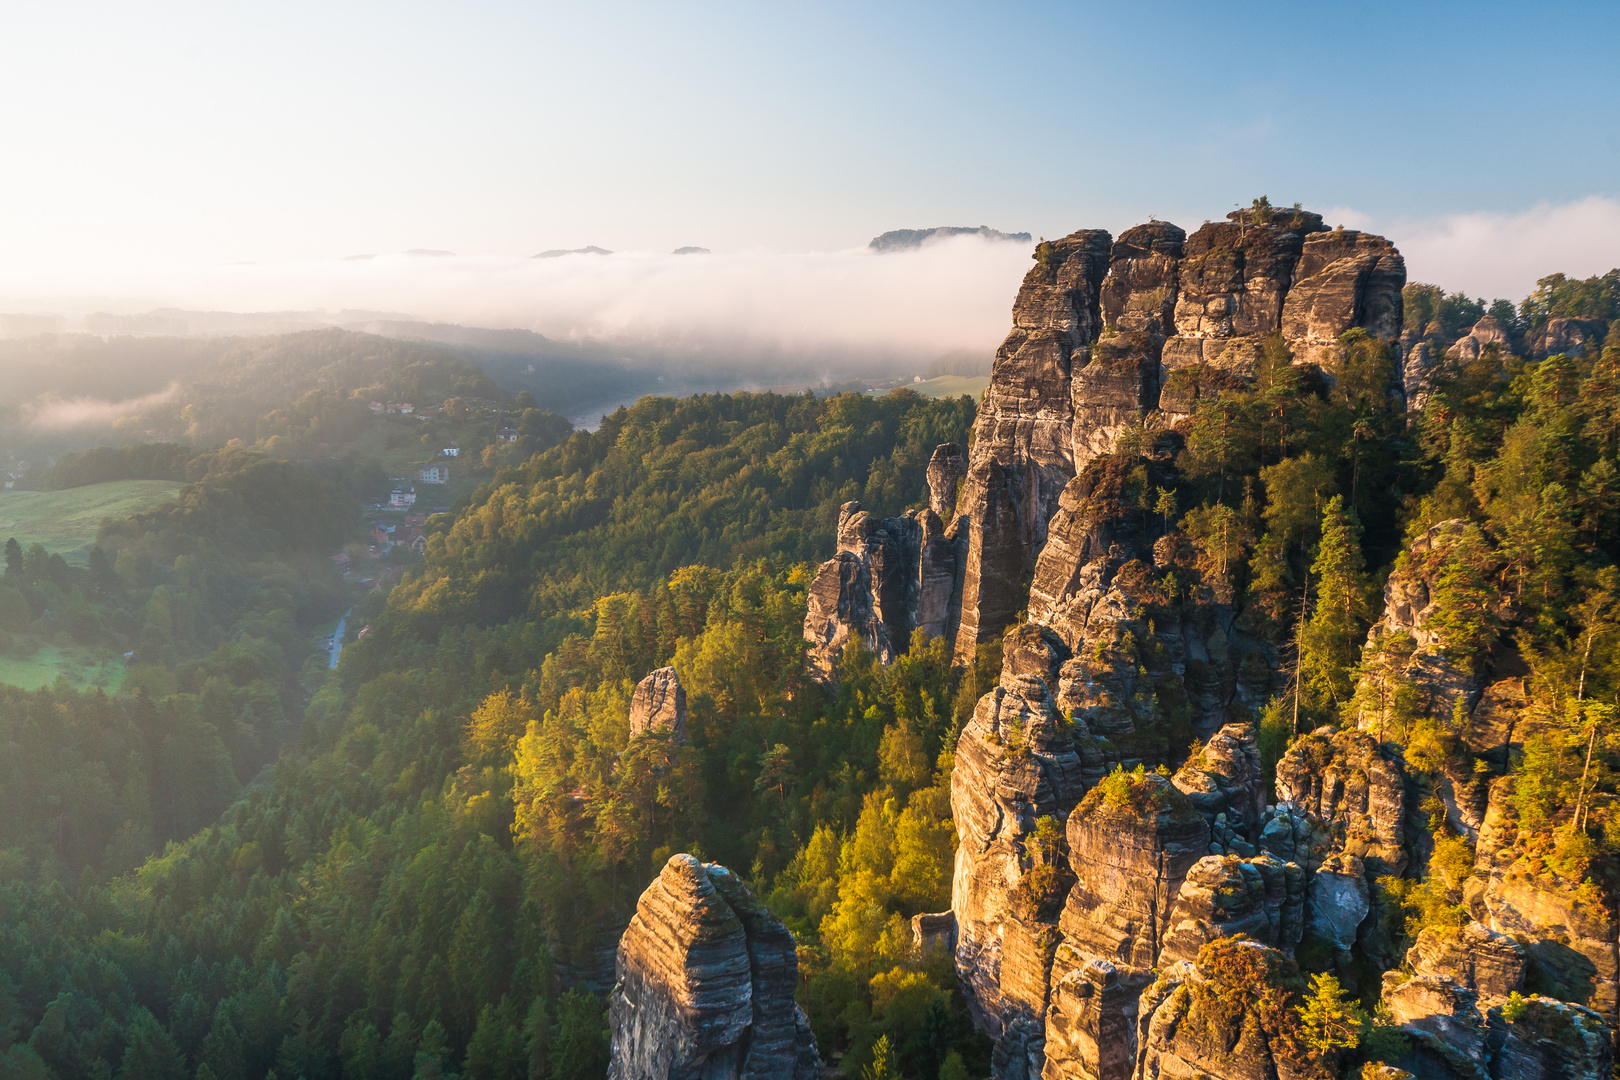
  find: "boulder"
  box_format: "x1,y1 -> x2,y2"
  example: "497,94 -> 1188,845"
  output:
609,854 -> 820,1080
629,667 -> 687,742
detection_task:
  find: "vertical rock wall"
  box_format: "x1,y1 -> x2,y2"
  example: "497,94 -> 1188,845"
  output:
947,209 -> 1404,664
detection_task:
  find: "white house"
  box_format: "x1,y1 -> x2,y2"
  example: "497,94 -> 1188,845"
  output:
419,464 -> 449,484
389,488 -> 417,508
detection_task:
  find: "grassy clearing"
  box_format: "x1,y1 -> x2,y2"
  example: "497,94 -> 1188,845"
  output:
0,644 -> 126,693
0,481 -> 184,563
861,375 -> 989,401
911,375 -> 990,399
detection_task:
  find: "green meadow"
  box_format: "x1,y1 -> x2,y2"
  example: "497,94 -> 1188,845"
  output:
0,480 -> 184,563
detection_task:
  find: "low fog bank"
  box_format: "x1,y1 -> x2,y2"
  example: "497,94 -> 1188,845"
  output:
1334,195 -> 1620,300
0,234 -> 1032,378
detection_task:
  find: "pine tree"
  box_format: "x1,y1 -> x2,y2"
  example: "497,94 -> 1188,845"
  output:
862,1034 -> 900,1080
1296,972 -> 1366,1061
1299,496 -> 1372,715
117,1010 -> 187,1080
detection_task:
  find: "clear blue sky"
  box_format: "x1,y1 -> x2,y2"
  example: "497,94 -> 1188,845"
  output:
2,1 -> 1617,264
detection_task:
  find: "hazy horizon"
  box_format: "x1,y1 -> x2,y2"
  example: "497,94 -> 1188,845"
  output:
1,1 -> 1615,373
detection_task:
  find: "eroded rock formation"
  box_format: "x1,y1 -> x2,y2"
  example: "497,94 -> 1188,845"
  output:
1134,939 -> 1316,1080
1468,778 -> 1619,1020
945,208 -> 1405,663
629,667 -> 688,742
609,854 -> 819,1080
951,624 -> 1086,1038
1406,922 -> 1526,1002
1272,727 -> 1408,877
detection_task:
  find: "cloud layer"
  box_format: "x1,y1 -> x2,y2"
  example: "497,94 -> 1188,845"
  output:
1342,195 -> 1620,301
1,198 -> 1613,374
22,383 -> 180,431
2,235 -> 1035,370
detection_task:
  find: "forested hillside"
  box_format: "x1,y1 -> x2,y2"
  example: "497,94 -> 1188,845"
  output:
0,259 -> 1618,1080
0,389 -> 982,1080
0,449 -> 356,881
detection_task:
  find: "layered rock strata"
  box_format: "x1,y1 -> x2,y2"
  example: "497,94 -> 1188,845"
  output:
1058,774 -> 1208,986
1271,727 -> 1408,877
608,854 -> 819,1080
1157,853 -> 1304,965
1468,778 -> 1618,1021
1406,922 -> 1526,1002
1171,724 -> 1266,852
1134,941 -> 1316,1080
629,667 -> 688,742
946,209 -> 1404,663
951,624 -> 1086,1038
803,498 -> 956,682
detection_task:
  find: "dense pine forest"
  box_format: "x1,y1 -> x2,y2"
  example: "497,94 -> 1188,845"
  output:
1,266 -> 1619,1080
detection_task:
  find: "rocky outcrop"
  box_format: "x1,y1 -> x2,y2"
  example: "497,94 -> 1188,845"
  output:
629,667 -> 688,742
1058,772 -> 1208,986
946,209 -> 1405,662
1406,922 -> 1526,1002
1446,315 -> 1513,363
1172,724 -> 1266,851
1355,519 -> 1504,732
952,624 -> 1087,1038
928,442 -> 967,521
1488,995 -> 1613,1080
1272,727 -> 1408,877
609,854 -> 819,1080
1134,939 -> 1316,1080
1026,461 -> 1276,743
1040,960 -> 1132,1080
803,499 -> 956,682
1402,339 -> 1442,412
1383,974 -> 1614,1080
1462,777 -> 1619,1022
912,910 -> 957,956
1280,227 -> 1406,367
1157,853 -> 1304,965
1527,316 -> 1604,357
1382,973 -> 1491,1073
